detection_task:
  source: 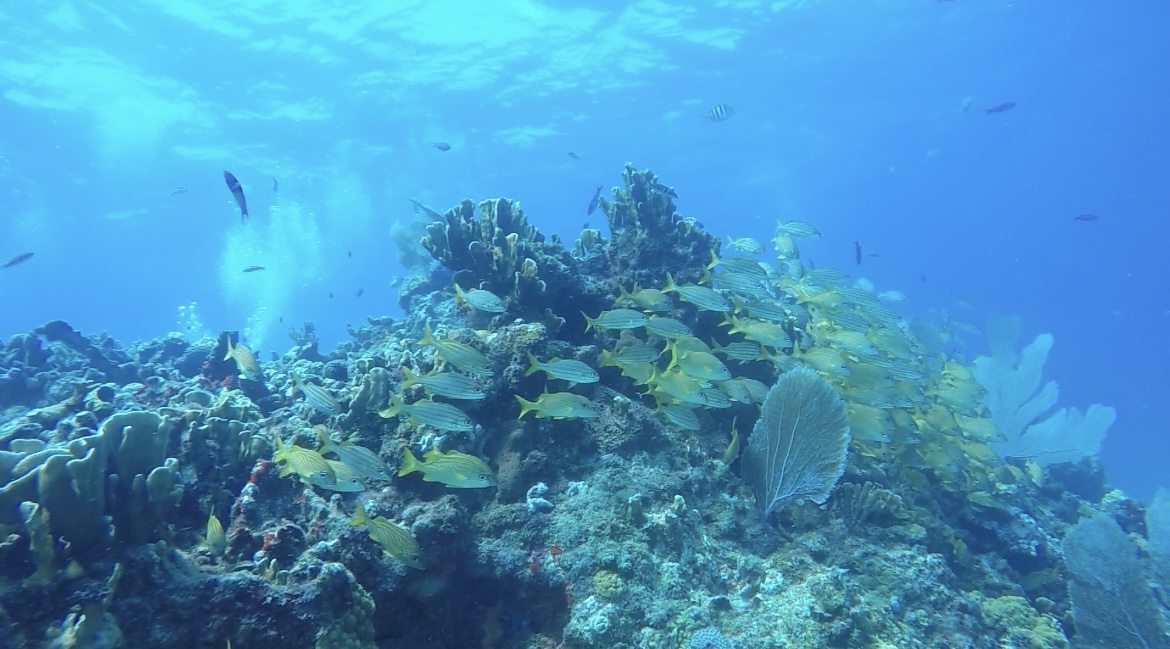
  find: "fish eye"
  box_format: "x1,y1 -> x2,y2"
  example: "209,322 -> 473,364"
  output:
318,471 -> 328,479
478,473 -> 488,481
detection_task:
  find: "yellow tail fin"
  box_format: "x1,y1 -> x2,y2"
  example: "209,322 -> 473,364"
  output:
397,448 -> 420,478
351,502 -> 370,527
417,323 -> 435,347
515,395 -> 538,419
401,367 -> 420,389
525,353 -> 541,377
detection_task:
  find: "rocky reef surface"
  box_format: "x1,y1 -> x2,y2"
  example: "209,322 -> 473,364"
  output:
0,165 -> 1163,649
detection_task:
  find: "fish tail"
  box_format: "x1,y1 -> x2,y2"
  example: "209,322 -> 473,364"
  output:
663,272 -> 677,294
397,448 -> 421,478
315,427 -> 333,452
665,342 -> 680,373
401,367 -> 419,389
224,338 -> 236,361
599,350 -> 614,367
706,250 -> 719,271
515,395 -> 537,419
582,312 -> 596,332
525,353 -> 541,377
351,502 -> 370,527
721,313 -> 737,330
698,266 -> 712,285
615,285 -> 631,305
453,284 -> 466,306
417,323 -> 435,347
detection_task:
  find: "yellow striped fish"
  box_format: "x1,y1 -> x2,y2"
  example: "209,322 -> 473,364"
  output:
515,391 -> 598,419
401,367 -> 486,400
418,323 -> 493,375
224,338 -> 262,381
351,503 -> 423,569
583,309 -> 648,332
205,510 -> 226,557
315,428 -> 391,481
379,395 -> 475,432
398,447 -> 497,489
525,353 -> 599,385
291,376 -> 342,415
453,284 -> 506,313
663,272 -> 729,312
273,436 -> 336,486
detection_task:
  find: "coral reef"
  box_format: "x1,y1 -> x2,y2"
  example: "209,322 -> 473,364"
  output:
0,167 -> 1147,649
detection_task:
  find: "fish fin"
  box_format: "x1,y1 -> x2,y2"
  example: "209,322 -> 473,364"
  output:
515,395 -> 537,419
453,284 -> 466,306
397,448 -> 420,478
351,503 -> 369,527
417,323 -> 435,347
400,367 -> 419,389
706,250 -> 719,271
223,338 -> 235,361
663,272 -> 677,293
315,428 -> 333,452
581,312 -> 595,332
525,353 -> 541,377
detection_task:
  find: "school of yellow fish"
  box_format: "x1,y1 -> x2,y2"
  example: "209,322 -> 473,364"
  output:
225,220 -> 1015,570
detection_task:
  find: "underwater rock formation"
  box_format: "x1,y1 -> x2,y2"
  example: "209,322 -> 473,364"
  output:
0,167 -> 1144,649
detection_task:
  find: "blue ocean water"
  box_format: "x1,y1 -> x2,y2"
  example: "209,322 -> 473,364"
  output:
0,1 -> 1166,500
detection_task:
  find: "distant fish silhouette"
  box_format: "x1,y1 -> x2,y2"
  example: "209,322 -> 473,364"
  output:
648,181 -> 677,198
433,142 -> 451,151
587,186 -> 602,215
706,104 -> 734,122
1,252 -> 34,269
355,288 -> 364,297
854,241 -> 862,266
272,177 -> 278,192
1074,214 -> 1100,222
568,152 -> 579,160
243,266 -> 265,273
984,102 -> 1016,115
224,171 -> 248,222
169,187 -> 188,196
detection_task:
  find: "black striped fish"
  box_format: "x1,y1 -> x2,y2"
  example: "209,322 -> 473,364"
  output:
706,104 -> 734,123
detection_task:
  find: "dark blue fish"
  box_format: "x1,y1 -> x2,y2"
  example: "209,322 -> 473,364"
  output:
587,185 -> 602,215
272,177 -> 278,192
224,171 -> 248,222
854,240 -> 862,266
243,266 -> 265,273
984,102 -> 1016,115
433,142 -> 451,151
706,104 -> 734,122
568,152 -> 579,159
1074,214 -> 1100,222
1,252 -> 34,269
